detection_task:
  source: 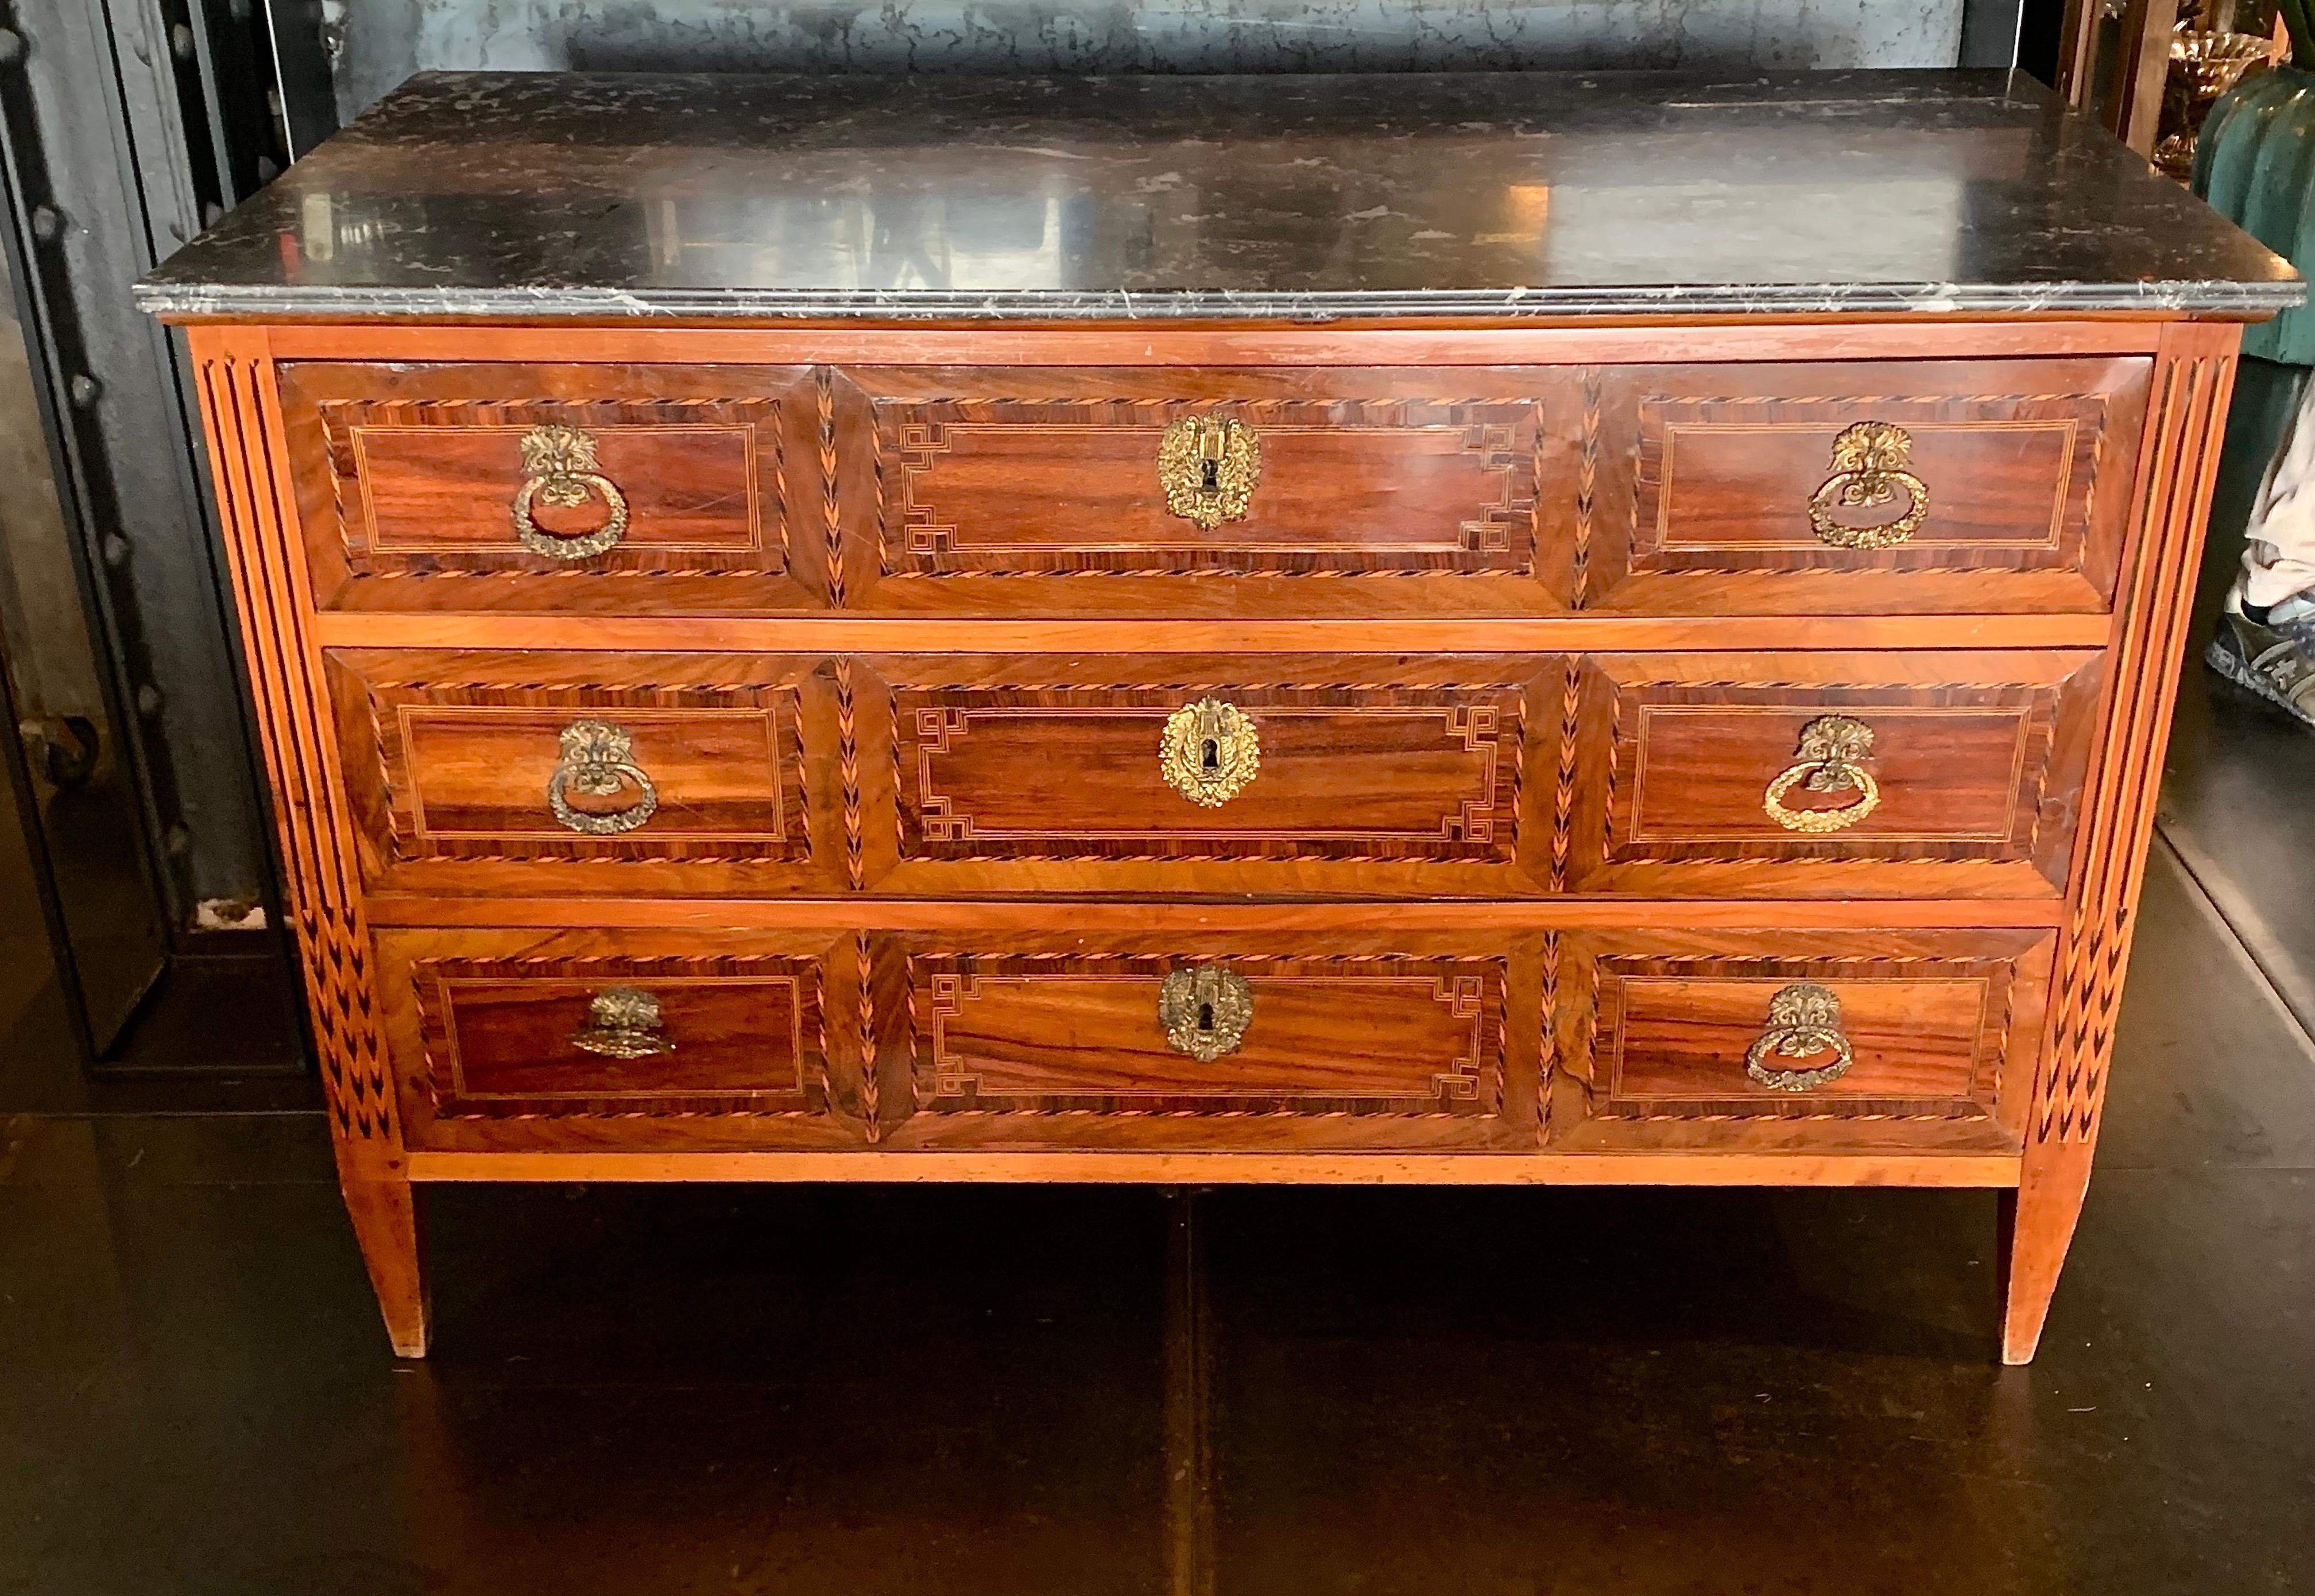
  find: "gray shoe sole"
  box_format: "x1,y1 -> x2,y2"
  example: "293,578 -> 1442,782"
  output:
2207,630 -> 2315,730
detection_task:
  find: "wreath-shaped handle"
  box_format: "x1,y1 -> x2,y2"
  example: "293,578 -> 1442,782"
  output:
512,425 -> 630,561
547,719 -> 659,835
1762,715 -> 1881,835
568,987 -> 675,1057
1808,421 -> 1927,551
1744,982 -> 1855,1092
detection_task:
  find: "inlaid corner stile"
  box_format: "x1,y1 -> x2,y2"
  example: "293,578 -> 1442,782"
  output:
189,324 -> 428,1357
2003,320 -> 2239,1364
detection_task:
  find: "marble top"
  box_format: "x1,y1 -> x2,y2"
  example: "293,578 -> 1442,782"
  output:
136,68 -> 2304,322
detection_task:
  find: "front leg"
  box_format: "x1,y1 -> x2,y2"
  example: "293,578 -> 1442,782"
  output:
340,1168 -> 429,1358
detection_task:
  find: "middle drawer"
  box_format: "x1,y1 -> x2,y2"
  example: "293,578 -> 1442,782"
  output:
325,649 -> 2101,899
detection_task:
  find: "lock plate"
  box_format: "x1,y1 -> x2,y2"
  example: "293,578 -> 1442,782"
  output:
1158,964 -> 1255,1063
1156,416 -> 1261,530
1159,697 -> 1260,807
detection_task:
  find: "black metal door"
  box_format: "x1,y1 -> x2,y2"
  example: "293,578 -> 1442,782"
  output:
0,235 -> 167,1054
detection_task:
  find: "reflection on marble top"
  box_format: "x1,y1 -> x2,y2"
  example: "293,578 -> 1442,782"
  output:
136,68 -> 2304,321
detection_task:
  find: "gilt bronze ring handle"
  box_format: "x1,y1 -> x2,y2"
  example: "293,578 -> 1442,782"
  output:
569,987 -> 675,1058
512,424 -> 629,560
547,719 -> 659,835
1762,715 -> 1881,835
1807,420 -> 1927,550
1744,982 -> 1855,1092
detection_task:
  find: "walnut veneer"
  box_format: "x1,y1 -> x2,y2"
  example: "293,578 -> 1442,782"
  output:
180,316 -> 2239,1364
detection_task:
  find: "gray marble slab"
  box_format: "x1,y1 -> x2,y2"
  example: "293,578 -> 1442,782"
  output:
136,68 -> 2305,321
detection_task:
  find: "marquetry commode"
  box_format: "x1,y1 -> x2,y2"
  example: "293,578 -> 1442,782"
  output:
139,68 -> 2302,1362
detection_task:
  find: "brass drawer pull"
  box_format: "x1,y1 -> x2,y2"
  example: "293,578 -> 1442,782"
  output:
1157,415 -> 1261,530
547,719 -> 660,835
1159,964 -> 1254,1063
569,987 -> 674,1058
512,425 -> 630,560
1160,696 -> 1260,806
1808,421 -> 1927,550
1762,714 -> 1880,834
1744,982 -> 1854,1092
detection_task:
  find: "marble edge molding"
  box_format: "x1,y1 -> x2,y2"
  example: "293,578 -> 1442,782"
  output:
133,277 -> 2311,321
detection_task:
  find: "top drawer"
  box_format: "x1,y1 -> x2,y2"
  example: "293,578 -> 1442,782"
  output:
277,361 -> 827,612
276,354 -> 2151,618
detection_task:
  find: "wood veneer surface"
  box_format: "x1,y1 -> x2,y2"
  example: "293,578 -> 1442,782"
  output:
179,312 -> 2244,1368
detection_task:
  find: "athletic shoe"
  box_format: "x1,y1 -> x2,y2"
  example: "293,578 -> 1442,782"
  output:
2207,607 -> 2315,729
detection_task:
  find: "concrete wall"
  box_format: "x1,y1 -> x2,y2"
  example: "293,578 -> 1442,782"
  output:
326,0 -> 1966,122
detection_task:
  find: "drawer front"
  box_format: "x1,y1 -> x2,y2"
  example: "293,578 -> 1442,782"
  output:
831,366 -> 1562,614
1566,358 -> 2149,613
873,932 -> 1543,1149
328,650 -> 842,896
1549,928 -> 2054,1152
860,655 -> 1547,897
377,928 -> 869,1152
278,362 -> 825,611
1562,651 -> 2103,897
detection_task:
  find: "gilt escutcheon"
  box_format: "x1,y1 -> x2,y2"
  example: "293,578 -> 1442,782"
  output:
1157,415 -> 1262,530
1160,697 -> 1261,807
1158,965 -> 1255,1063
568,986 -> 675,1059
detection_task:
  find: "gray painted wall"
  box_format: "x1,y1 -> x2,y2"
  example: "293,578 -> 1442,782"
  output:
326,1 -> 1966,122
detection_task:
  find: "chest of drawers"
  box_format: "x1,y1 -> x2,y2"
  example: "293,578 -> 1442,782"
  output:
141,68 -> 2301,1363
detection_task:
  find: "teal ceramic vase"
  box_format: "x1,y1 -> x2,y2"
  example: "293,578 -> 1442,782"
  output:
2197,63 -> 2315,363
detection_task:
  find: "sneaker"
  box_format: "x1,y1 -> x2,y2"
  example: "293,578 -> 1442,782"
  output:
2207,608 -> 2315,729
2226,569 -> 2315,648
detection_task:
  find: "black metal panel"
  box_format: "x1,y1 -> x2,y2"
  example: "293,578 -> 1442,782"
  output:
1960,0 -> 2025,68
0,0 -> 319,1067
260,0 -> 336,158
0,113 -> 169,1055
4,2 -> 250,923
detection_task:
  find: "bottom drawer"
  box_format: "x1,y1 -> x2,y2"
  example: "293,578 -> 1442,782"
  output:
1548,927 -> 2054,1152
371,921 -> 2047,1157
873,932 -> 1544,1151
377,928 -> 868,1152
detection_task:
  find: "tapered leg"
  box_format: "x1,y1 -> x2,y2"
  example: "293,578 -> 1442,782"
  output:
342,1175 -> 429,1358
2000,1146 -> 2096,1365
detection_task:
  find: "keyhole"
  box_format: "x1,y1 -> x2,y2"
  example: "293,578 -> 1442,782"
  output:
1202,737 -> 1220,770
1197,1001 -> 1215,1032
1200,457 -> 1221,493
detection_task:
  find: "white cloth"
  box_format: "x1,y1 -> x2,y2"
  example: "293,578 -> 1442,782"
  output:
2242,374 -> 2315,609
